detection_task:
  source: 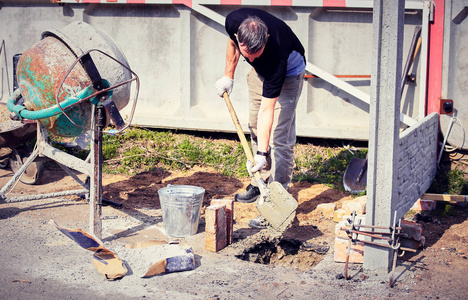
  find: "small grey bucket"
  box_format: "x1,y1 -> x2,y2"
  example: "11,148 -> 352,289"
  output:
157,184 -> 205,237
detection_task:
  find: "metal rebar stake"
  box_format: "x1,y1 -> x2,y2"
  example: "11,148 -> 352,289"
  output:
90,103 -> 104,239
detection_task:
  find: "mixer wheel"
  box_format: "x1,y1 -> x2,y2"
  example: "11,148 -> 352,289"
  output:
0,148 -> 12,168
9,148 -> 44,185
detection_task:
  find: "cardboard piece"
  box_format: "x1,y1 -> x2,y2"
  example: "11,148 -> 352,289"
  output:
49,220 -> 128,280
125,241 -> 195,278
50,220 -> 195,280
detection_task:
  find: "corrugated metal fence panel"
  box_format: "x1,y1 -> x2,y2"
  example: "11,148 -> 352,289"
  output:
0,1 -> 424,140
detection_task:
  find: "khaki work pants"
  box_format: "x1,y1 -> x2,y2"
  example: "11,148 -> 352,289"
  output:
247,68 -> 305,190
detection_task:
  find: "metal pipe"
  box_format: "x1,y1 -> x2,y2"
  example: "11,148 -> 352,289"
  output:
5,189 -> 89,203
348,229 -> 408,238
351,223 -> 402,231
347,229 -> 392,242
305,74 -> 371,79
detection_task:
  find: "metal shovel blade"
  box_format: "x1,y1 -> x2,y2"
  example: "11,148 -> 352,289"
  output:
343,156 -> 368,194
256,181 -> 298,232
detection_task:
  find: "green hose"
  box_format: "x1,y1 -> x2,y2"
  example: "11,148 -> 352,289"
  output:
7,85 -> 98,121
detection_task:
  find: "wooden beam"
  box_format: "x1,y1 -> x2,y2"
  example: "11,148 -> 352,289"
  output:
421,193 -> 467,204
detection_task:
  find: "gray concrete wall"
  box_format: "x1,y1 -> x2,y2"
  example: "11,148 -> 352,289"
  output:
396,112 -> 438,219
0,1 -> 425,140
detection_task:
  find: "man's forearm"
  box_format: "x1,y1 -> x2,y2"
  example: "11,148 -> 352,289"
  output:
256,97 -> 278,153
224,39 -> 240,79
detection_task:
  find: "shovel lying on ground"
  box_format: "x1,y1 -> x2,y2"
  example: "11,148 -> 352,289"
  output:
222,92 -> 298,232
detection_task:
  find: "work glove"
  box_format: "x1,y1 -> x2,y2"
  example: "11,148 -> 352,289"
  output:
215,76 -> 234,97
246,154 -> 267,177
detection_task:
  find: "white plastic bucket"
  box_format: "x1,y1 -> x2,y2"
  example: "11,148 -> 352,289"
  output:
157,184 -> 205,237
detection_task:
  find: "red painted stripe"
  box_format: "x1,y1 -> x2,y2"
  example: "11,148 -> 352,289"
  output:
426,0 -> 444,115
220,0 -> 242,4
271,0 -> 292,6
322,0 -> 346,7
173,0 -> 192,7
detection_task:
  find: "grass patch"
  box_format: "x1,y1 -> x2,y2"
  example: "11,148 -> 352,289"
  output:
98,127 -> 369,191
427,166 -> 468,195
101,127 -> 248,177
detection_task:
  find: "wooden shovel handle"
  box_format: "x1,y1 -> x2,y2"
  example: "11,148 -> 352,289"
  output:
222,92 -> 262,182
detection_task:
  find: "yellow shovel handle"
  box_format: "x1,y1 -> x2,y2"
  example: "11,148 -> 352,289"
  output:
222,92 -> 263,183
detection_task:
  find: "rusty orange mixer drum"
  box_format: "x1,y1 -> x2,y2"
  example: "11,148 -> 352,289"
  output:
15,21 -> 132,137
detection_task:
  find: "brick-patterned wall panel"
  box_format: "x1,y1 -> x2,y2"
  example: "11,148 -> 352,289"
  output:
396,112 -> 439,218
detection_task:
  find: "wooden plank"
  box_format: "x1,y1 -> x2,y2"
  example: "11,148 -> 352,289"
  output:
420,193 -> 467,204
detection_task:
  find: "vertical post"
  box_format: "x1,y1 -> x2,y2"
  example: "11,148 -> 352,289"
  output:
418,1 -> 432,119
90,104 -> 103,239
364,0 -> 405,271
426,0 -> 445,115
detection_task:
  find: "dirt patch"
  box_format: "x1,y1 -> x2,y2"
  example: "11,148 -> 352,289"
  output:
98,165 -> 352,271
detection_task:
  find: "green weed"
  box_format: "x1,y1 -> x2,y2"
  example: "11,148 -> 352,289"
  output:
428,166 -> 468,195
99,126 -> 371,190
293,145 -> 367,190
101,127 -> 247,177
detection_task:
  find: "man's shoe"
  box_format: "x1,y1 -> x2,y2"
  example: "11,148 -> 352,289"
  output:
234,184 -> 260,203
248,216 -> 268,229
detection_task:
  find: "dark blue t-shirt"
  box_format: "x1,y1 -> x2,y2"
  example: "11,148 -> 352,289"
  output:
225,8 -> 305,98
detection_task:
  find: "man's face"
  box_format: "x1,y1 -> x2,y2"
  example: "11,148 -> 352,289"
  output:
238,43 -> 265,62
235,33 -> 266,62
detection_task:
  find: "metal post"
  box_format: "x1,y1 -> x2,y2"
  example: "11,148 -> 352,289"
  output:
90,104 -> 104,239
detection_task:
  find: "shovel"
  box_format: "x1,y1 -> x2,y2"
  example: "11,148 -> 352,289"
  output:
222,92 -> 298,232
343,155 -> 368,194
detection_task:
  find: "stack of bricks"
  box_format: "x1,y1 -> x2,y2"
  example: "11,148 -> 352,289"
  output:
314,196 -> 367,222
333,196 -> 367,222
334,215 -> 425,263
334,214 -> 366,263
205,199 -> 233,252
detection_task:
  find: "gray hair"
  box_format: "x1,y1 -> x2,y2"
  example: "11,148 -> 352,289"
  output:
237,16 -> 268,54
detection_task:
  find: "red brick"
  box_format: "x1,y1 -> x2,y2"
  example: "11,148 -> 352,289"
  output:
205,204 -> 228,252
335,220 -> 350,239
333,209 -> 347,223
205,204 -> 219,233
316,203 -> 336,219
411,199 -> 437,212
210,199 -> 233,244
334,216 -> 366,239
342,196 -> 367,215
401,220 -> 423,241
334,237 -> 364,263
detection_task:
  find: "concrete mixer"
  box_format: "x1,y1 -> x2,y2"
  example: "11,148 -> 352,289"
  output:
0,21 -> 139,239
8,21 -> 136,136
